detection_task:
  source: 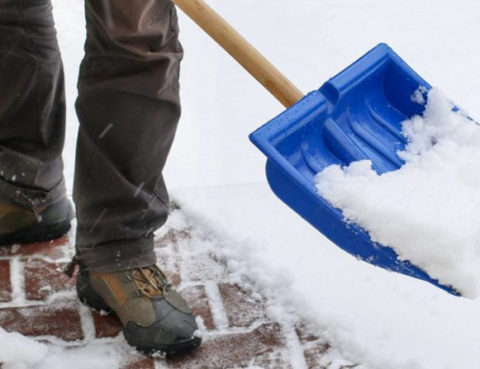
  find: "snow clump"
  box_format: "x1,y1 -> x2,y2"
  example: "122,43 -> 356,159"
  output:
315,87 -> 480,298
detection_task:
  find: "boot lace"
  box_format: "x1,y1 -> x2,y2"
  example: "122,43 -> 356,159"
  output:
127,265 -> 171,298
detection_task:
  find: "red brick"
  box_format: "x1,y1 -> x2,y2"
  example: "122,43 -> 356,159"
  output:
167,323 -> 285,369
24,259 -> 75,300
304,342 -> 331,369
255,350 -> 292,369
295,323 -> 332,368
180,285 -> 215,330
92,310 -> 123,338
0,237 -> 69,259
156,228 -> 191,246
156,247 -> 181,286
296,322 -> 321,343
0,303 -> 83,341
122,357 -> 155,369
0,260 -> 11,302
218,283 -> 266,327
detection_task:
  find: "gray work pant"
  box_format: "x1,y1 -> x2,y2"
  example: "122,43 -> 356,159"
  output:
0,0 -> 183,271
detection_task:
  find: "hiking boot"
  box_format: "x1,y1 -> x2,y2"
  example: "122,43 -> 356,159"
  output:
76,265 -> 201,356
0,195 -> 74,246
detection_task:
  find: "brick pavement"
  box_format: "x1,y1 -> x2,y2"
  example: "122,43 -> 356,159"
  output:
0,210 -> 360,369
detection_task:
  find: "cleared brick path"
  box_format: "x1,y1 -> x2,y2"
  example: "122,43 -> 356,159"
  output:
0,210 -> 360,369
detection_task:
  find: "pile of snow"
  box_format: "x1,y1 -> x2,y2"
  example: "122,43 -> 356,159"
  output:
0,327 -> 119,369
315,88 -> 480,297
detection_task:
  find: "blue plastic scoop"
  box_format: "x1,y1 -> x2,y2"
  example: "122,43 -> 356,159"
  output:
173,1 -> 458,295
250,44 -> 459,296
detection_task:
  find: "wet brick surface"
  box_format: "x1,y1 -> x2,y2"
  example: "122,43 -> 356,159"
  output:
0,218 -> 359,368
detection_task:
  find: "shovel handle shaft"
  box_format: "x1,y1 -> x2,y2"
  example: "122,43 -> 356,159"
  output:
172,0 -> 304,108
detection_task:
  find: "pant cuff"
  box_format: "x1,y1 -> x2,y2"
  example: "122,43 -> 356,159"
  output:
76,236 -> 157,273
0,176 -> 67,210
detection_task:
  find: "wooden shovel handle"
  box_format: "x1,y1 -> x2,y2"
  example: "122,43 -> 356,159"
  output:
172,0 -> 304,108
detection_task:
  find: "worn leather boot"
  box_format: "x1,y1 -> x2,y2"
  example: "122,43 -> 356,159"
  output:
76,265 -> 201,356
0,195 -> 73,246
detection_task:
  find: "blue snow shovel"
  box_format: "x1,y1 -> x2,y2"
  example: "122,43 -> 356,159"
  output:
174,0 -> 458,295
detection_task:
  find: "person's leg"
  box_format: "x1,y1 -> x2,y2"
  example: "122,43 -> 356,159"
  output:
0,0 -> 72,243
74,0 -> 183,272
72,0 -> 199,356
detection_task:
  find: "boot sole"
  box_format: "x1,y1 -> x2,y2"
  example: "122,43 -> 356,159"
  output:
0,221 -> 71,246
77,279 -> 202,357
136,336 -> 202,358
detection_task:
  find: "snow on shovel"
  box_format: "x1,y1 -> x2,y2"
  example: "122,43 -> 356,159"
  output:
174,0 -> 480,297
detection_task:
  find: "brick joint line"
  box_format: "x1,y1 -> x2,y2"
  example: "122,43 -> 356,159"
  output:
203,281 -> 229,331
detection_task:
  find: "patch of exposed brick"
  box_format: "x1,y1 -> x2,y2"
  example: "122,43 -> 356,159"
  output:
0,237 -> 68,258
122,357 -> 155,369
92,310 -> 123,338
304,342 -> 331,369
156,247 -> 181,286
180,285 -> 215,330
167,323 -> 284,369
0,212 -> 346,367
24,259 -> 75,300
255,350 -> 292,369
0,304 -> 83,341
296,322 -> 321,343
0,260 -> 11,302
156,228 -> 191,247
219,283 -> 266,327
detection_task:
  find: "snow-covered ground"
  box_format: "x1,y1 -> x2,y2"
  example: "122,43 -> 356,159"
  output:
170,3 -> 480,368
4,1 -> 480,368
0,326 -> 120,369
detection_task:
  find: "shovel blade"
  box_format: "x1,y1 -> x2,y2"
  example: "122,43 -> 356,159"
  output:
250,43 -> 459,296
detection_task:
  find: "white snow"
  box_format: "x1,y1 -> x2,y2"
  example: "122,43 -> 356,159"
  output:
165,2 -> 480,367
0,327 -> 47,368
3,0 -> 480,369
315,88 -> 480,297
0,327 -> 119,369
